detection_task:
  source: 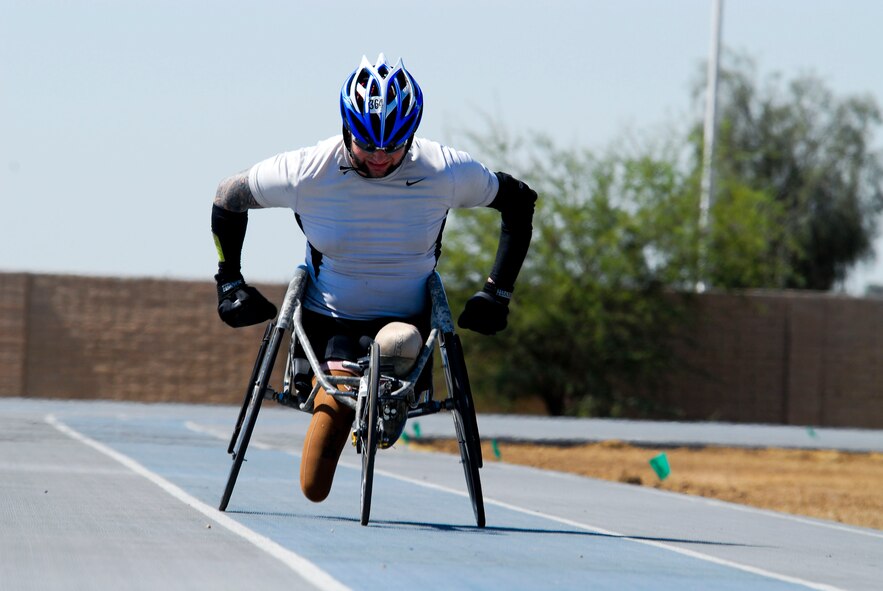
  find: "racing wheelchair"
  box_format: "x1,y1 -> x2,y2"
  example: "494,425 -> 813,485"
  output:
217,265 -> 485,527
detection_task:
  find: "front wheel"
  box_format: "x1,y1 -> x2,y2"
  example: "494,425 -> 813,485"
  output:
444,332 -> 485,527
219,324 -> 285,512
453,406 -> 485,528
227,323 -> 274,454
359,341 -> 381,526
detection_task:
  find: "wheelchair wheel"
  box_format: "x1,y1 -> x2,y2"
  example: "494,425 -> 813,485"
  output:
219,323 -> 284,512
359,340 -> 381,526
227,323 -> 274,454
453,407 -> 485,528
445,332 -> 485,527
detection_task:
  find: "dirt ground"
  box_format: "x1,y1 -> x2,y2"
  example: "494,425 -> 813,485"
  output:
415,439 -> 883,531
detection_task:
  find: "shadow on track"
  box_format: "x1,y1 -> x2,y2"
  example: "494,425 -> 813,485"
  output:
227,510 -> 759,547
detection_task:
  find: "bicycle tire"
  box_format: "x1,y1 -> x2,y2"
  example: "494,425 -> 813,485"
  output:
445,333 -> 483,467
453,407 -> 485,528
359,341 -> 381,526
219,325 -> 285,511
445,332 -> 485,527
227,323 -> 274,454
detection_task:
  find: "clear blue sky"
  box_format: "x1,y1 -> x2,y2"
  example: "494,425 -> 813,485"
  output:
2,0 -> 882,294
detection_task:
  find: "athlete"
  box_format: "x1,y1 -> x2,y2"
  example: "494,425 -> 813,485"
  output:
211,54 -> 537,502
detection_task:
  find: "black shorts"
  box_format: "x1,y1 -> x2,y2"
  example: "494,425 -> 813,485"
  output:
292,307 -> 433,393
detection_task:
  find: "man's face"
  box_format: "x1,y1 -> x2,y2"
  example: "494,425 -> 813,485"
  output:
349,140 -> 408,178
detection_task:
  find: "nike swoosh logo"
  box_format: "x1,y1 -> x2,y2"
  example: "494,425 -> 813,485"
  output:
406,178 -> 426,186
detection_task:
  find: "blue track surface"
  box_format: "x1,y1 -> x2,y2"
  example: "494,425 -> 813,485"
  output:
3,398 -> 880,591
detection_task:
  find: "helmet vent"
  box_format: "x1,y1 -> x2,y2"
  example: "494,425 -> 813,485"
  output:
340,54 -> 423,149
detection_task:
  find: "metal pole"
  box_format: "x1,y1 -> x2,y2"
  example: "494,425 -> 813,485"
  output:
696,0 -> 723,293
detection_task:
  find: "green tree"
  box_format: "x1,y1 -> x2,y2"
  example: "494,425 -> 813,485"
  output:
440,53 -> 883,416
697,53 -> 883,289
440,126 -> 706,416
707,178 -> 794,288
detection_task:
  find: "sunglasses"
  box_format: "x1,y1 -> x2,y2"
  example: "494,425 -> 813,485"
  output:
350,134 -> 409,155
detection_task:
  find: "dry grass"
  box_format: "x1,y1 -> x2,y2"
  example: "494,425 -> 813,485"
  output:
414,439 -> 883,530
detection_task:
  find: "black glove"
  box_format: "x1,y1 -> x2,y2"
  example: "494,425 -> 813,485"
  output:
457,281 -> 511,336
215,273 -> 277,328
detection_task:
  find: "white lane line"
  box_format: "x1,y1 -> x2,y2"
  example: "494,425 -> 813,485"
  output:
626,479 -> 883,540
186,422 -> 842,591
186,421 -> 854,591
482,498 -> 844,591
46,414 -> 351,591
371,471 -> 845,591
419,444 -> 883,541
186,421 -> 275,451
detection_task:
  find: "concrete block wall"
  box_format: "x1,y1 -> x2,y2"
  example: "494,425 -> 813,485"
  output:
0,274 -> 28,397
0,272 -> 284,404
655,291 -> 883,428
2,272 -> 882,427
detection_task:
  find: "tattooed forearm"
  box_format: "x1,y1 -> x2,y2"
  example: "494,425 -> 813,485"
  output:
214,171 -> 262,212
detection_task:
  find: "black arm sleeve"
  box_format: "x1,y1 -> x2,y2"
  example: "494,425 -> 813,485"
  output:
486,172 -> 538,292
211,204 -> 248,280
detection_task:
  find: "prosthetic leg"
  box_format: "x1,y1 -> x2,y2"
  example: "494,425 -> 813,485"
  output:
374,322 -> 422,448
300,366 -> 356,503
299,321 -> 422,502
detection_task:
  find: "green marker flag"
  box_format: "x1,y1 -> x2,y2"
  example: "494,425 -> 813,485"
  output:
400,432 -> 411,444
412,422 -> 421,438
806,426 -> 818,438
491,439 -> 501,460
649,452 -> 671,480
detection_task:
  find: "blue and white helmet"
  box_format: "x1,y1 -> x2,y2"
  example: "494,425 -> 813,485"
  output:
340,54 -> 423,152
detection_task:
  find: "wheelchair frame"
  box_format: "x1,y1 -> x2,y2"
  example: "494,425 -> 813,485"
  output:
218,265 -> 485,527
